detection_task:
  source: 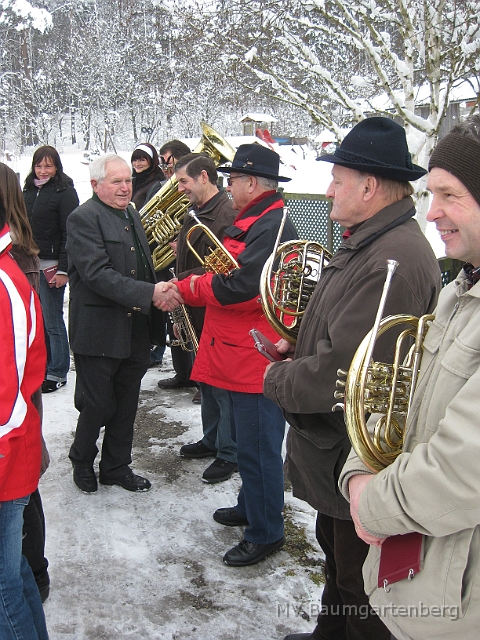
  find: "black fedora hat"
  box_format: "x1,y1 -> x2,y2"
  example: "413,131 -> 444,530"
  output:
217,143 -> 291,182
317,117 -> 426,181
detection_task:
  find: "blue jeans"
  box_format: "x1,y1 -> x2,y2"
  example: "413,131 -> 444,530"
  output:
150,344 -> 165,364
39,275 -> 70,382
0,497 -> 49,640
228,391 -> 285,544
199,383 -> 237,463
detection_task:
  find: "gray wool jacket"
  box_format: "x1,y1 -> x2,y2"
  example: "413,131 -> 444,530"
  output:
263,196 -> 442,519
67,197 -> 156,359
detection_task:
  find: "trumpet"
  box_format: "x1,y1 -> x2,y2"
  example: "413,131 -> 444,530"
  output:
259,208 -> 331,343
186,211 -> 239,274
333,260 -> 434,472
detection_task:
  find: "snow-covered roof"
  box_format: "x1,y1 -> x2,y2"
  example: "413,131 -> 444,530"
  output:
366,77 -> 479,111
240,113 -> 277,123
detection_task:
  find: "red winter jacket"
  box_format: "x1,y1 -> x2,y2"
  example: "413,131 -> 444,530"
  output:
0,224 -> 46,501
176,191 -> 297,392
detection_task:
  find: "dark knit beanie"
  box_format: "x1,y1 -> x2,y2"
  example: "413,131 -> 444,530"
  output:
429,132 -> 480,206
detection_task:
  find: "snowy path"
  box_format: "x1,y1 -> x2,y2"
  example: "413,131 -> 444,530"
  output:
40,353 -> 324,640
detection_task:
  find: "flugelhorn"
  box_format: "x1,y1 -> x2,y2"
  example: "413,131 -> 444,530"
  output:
139,122 -> 235,271
186,211 -> 239,274
259,208 -> 331,343
168,268 -> 199,353
333,260 -> 434,472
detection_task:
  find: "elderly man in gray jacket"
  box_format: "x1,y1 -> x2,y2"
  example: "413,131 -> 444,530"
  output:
264,118 -> 442,640
340,116 -> 480,640
67,154 -> 181,493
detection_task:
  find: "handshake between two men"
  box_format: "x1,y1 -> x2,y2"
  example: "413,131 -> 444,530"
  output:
152,280 -> 184,312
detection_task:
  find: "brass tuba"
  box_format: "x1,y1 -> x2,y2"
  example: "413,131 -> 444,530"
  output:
259,208 -> 331,343
333,260 -> 434,472
186,211 -> 239,274
139,122 -> 235,271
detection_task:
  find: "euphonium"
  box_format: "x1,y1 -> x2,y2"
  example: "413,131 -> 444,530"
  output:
259,208 -> 331,343
168,268 -> 199,353
139,122 -> 235,271
186,211 -> 239,274
333,260 -> 434,472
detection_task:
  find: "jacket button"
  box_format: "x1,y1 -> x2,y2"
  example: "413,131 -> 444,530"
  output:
130,247 -> 135,251
125,226 -> 130,231
127,312 -> 132,317
133,307 -> 141,312
131,270 -> 136,275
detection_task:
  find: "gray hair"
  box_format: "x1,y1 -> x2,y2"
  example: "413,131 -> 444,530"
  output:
257,176 -> 279,190
90,154 -> 129,183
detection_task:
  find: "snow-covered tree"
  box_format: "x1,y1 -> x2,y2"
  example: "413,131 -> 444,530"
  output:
210,0 -> 480,226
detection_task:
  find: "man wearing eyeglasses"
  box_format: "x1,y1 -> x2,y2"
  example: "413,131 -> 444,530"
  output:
169,144 -> 298,567
159,140 -> 191,180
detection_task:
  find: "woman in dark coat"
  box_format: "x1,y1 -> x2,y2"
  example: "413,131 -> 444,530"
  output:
23,146 -> 79,393
130,142 -> 164,209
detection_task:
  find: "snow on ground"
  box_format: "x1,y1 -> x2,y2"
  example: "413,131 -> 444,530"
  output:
40,346 -> 324,640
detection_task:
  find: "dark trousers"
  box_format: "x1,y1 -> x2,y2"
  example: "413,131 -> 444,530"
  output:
69,330 -> 150,478
312,513 -> 390,640
22,490 -> 49,592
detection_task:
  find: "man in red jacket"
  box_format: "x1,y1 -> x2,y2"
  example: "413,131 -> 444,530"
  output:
171,144 -> 298,566
0,202 -> 49,639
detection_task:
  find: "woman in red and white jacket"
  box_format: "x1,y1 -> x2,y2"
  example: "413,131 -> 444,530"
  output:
0,213 -> 48,639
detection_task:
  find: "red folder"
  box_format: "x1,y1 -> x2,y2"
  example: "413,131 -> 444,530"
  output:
378,532 -> 423,590
43,265 -> 57,288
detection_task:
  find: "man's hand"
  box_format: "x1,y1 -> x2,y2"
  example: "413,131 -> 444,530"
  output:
348,474 -> 385,547
189,274 -> 200,293
152,281 -> 183,312
168,240 -> 178,256
275,338 -> 295,356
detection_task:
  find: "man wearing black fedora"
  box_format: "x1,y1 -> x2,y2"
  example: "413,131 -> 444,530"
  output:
263,118 -> 442,640
171,144 -> 298,566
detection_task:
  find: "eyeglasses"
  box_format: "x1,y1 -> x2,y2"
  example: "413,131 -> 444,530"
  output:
226,175 -> 248,187
160,154 -> 174,169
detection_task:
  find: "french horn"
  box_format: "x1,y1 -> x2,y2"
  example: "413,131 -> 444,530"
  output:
139,122 -> 235,271
333,260 -> 434,472
259,208 -> 331,343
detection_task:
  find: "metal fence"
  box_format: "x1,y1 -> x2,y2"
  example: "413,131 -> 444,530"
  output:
283,193 -> 340,253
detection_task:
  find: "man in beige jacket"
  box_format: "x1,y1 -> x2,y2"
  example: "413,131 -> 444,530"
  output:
340,114 -> 480,640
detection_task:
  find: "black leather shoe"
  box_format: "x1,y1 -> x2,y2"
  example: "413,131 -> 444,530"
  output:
192,390 -> 202,404
180,440 -> 216,458
213,507 -> 249,527
223,537 -> 285,566
203,459 -> 238,483
157,375 -> 196,389
73,465 -> 97,493
283,634 -> 315,640
99,469 -> 151,492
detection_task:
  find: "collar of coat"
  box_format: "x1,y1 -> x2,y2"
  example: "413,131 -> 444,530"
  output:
340,196 -> 415,252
